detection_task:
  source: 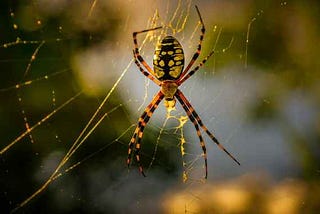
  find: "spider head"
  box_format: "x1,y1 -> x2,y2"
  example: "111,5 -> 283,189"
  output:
161,81 -> 178,111
153,36 -> 185,81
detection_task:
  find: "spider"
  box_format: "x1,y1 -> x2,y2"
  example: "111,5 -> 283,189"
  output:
127,5 -> 240,179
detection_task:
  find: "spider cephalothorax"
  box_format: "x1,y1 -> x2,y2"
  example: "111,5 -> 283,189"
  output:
128,5 -> 240,179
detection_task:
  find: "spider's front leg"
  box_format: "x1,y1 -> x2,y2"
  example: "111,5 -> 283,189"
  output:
127,91 -> 164,176
180,5 -> 206,79
133,26 -> 162,75
178,50 -> 214,85
132,50 -> 161,86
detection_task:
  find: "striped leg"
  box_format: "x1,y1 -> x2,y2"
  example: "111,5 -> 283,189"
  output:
175,92 -> 208,178
178,50 -> 214,85
127,91 -> 164,176
133,26 -> 162,75
127,96 -> 160,168
180,5 -> 205,79
176,90 -> 240,168
132,50 -> 161,86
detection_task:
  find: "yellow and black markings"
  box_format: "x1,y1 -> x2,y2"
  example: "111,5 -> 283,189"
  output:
153,36 -> 185,80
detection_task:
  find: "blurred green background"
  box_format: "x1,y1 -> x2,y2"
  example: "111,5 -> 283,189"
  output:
0,0 -> 319,213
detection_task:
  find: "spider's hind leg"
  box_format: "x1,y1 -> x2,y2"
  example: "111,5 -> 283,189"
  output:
127,91 -> 164,177
175,91 -> 208,178
175,89 -> 240,178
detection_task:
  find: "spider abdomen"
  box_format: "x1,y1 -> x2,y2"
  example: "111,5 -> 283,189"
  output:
153,36 -> 184,81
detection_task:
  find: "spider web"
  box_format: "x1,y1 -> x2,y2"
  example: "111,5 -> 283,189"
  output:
1,0 -> 310,213
0,0 -> 252,212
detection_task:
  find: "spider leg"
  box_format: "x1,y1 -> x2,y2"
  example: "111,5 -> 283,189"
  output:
127,91 -> 164,176
179,5 -> 205,79
176,89 -> 240,166
133,26 -> 162,75
175,92 -> 208,178
127,99 -> 159,168
132,50 -> 161,86
178,50 -> 214,85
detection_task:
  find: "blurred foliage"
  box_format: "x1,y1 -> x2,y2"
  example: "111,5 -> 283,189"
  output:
245,0 -> 320,181
162,174 -> 320,214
